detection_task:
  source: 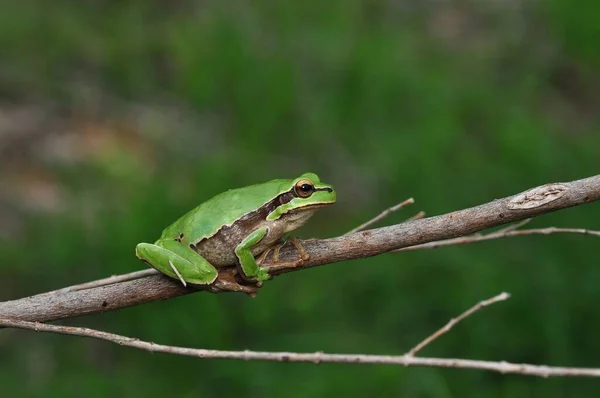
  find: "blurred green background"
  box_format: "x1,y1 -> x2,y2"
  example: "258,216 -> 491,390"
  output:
1,1 -> 599,397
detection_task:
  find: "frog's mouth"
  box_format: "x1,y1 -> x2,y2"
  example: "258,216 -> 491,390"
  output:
287,202 -> 334,213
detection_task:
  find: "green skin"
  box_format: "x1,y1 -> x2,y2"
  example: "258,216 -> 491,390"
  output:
136,172 -> 336,285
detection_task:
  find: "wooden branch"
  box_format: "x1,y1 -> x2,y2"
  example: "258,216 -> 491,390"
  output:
0,174 -> 598,323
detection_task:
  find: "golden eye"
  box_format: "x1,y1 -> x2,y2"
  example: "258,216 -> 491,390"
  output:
294,179 -> 314,198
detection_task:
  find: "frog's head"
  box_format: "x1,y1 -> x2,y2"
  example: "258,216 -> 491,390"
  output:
289,172 -> 336,207
266,172 -> 336,231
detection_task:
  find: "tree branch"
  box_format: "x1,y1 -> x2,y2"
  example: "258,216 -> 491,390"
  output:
0,174 -> 598,323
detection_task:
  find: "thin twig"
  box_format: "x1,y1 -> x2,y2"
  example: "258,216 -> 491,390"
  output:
168,261 -> 187,287
405,210 -> 426,222
1,317 -> 599,377
43,269 -> 158,295
495,218 -> 532,233
406,292 -> 511,357
396,226 -> 600,252
346,198 -> 415,234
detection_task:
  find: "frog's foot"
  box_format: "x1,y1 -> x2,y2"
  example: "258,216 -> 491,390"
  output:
233,267 -> 269,289
210,268 -> 261,297
262,237 -> 310,273
256,246 -> 275,266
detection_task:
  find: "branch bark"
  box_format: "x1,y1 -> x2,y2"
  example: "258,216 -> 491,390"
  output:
1,174 -> 598,323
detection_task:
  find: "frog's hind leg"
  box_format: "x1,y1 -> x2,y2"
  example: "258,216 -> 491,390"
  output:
135,239 -> 218,286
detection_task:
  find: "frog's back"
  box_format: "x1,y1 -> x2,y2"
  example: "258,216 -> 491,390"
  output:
160,178 -> 292,242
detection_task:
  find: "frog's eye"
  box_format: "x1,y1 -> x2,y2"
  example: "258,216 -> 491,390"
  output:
294,179 -> 314,198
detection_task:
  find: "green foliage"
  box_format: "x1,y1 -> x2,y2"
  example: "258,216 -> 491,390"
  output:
1,1 -> 599,397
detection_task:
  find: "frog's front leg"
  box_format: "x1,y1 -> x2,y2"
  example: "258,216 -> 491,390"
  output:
236,230 -> 310,282
136,239 -> 218,286
235,228 -> 273,283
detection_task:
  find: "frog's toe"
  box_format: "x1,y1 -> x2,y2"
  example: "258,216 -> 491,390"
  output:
255,268 -> 271,283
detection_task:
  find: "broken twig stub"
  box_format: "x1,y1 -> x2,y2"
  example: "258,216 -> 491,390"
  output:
507,184 -> 568,210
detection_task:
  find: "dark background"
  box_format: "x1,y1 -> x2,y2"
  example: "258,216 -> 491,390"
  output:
1,1 -> 599,397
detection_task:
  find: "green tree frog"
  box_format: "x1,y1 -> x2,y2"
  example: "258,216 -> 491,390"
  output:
136,172 -> 336,286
